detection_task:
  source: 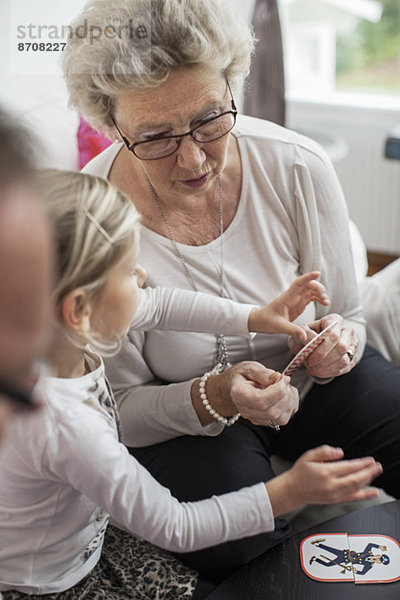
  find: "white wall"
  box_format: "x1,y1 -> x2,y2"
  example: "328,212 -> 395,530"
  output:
0,0 -> 86,169
229,0 -> 256,23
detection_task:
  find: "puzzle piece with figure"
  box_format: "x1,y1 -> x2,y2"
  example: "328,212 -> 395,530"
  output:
300,533 -> 400,584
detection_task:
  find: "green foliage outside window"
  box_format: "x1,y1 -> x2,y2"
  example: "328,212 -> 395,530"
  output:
336,0 -> 400,94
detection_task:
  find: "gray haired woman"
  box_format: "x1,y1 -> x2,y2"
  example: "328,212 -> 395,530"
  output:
63,0 -> 400,586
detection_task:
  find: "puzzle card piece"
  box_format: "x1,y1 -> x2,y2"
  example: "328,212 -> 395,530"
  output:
300,533 -> 354,582
300,533 -> 400,584
349,534 -> 400,584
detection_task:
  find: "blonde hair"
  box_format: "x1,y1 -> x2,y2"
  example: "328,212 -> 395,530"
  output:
62,0 -> 255,135
38,169 -> 141,354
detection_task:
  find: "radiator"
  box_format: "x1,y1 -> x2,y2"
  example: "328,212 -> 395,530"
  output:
335,132 -> 400,255
287,97 -> 400,255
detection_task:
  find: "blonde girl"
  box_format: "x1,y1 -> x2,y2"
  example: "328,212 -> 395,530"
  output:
0,170 -> 382,600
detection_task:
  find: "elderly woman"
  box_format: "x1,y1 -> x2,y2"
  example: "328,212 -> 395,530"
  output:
63,0 -> 400,584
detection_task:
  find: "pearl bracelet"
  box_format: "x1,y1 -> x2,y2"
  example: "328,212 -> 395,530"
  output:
199,370 -> 241,427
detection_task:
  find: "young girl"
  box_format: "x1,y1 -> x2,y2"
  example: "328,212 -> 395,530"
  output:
0,170 -> 382,600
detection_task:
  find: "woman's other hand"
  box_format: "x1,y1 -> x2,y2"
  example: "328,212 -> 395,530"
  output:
248,271 -> 330,343
266,445 -> 383,517
192,361 -> 299,428
288,313 -> 360,378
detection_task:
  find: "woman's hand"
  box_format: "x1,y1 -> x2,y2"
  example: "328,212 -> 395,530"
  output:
266,445 -> 383,517
248,272 -> 330,343
288,313 -> 360,378
192,361 -> 299,428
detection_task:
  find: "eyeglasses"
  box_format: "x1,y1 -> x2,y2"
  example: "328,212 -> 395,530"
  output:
111,80 -> 237,161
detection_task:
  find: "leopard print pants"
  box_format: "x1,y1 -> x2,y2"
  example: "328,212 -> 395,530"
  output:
3,525 -> 198,599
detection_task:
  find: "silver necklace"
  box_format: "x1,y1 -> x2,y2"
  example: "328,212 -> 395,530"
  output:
144,172 -> 230,370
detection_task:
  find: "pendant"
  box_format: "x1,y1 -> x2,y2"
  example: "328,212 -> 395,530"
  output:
214,334 -> 231,372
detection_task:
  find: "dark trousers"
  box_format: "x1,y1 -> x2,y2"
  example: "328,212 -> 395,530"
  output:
130,347 -> 400,583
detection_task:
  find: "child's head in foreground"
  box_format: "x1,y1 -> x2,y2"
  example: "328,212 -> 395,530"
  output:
38,169 -> 145,356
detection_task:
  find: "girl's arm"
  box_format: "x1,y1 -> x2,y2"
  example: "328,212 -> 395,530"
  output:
45,412 -> 382,553
132,271 -> 329,342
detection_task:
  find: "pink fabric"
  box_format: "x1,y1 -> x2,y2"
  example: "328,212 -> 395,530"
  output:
77,117 -> 112,169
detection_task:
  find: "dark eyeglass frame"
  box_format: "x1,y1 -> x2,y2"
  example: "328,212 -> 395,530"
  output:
0,379 -> 37,409
110,79 -> 238,161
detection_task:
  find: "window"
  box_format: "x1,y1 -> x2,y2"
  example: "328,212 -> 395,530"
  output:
280,0 -> 400,99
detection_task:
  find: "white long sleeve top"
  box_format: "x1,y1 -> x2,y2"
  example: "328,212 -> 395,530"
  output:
0,289 -> 273,595
83,115 -> 366,447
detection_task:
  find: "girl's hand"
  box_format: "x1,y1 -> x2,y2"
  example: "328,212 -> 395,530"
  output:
248,272 -> 329,343
288,314 -> 360,378
192,361 -> 299,428
266,445 -> 383,517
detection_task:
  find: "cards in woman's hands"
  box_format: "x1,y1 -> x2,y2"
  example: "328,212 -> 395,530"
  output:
283,320 -> 339,376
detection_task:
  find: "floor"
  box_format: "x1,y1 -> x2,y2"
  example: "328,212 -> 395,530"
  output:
366,251 -> 399,276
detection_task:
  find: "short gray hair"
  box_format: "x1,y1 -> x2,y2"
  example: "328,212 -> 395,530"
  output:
62,0 -> 255,135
